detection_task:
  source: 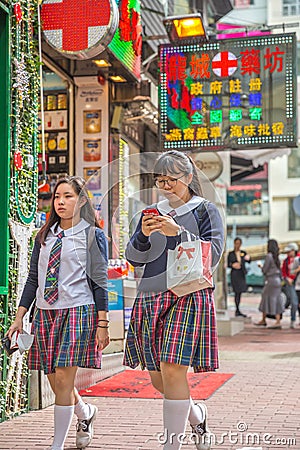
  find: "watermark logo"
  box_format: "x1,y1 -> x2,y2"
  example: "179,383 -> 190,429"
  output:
157,421 -> 297,447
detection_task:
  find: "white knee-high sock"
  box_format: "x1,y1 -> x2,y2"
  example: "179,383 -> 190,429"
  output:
188,398 -> 204,426
74,395 -> 91,420
51,405 -> 74,450
163,398 -> 190,450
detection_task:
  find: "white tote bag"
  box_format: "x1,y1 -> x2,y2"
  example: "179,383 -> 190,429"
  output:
167,233 -> 213,297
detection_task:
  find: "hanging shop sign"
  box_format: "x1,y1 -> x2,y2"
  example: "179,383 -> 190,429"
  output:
189,151 -> 223,181
108,0 -> 141,80
41,0 -> 119,60
159,33 -> 297,151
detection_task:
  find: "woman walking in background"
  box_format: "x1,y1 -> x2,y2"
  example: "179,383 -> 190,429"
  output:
227,237 -> 250,317
124,151 -> 224,450
6,176 -> 109,450
255,239 -> 284,329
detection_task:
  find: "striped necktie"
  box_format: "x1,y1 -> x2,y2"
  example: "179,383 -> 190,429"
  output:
44,231 -> 64,305
168,209 -> 176,218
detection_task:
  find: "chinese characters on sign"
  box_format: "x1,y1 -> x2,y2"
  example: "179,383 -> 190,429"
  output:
108,0 -> 141,80
159,34 -> 297,151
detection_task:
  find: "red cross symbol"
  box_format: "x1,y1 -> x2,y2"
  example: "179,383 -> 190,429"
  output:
212,51 -> 238,77
41,0 -> 111,52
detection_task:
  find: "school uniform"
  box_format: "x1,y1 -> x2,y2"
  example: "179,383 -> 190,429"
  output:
124,196 -> 224,373
19,219 -> 108,375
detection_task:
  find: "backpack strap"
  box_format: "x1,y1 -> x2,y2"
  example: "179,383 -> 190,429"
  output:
85,225 -> 96,251
195,199 -> 210,226
85,226 -> 96,292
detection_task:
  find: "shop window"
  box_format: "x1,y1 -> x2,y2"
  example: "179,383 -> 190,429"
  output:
289,197 -> 300,230
283,0 -> 300,16
227,185 -> 263,216
288,147 -> 300,178
37,67 -> 70,226
39,68 -> 69,181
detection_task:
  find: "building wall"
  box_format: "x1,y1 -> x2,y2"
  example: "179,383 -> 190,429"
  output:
268,0 -> 300,40
269,153 -> 300,242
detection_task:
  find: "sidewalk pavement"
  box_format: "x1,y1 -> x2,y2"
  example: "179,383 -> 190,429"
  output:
0,293 -> 300,450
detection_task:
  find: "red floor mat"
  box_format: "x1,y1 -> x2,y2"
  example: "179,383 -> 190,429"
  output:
79,370 -> 234,399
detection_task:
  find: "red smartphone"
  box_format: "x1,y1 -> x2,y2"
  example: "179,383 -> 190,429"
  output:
142,208 -> 159,216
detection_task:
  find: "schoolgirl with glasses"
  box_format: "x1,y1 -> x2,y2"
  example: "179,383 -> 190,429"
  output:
124,150 -> 224,450
7,176 -> 108,450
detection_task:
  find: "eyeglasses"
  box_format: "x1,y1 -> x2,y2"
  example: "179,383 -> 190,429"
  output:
154,175 -> 186,188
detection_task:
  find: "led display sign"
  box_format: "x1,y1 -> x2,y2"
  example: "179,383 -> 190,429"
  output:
159,33 -> 297,151
41,0 -> 119,60
108,0 -> 141,80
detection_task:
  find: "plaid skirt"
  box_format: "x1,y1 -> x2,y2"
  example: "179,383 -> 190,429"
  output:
28,304 -> 101,374
124,289 -> 219,373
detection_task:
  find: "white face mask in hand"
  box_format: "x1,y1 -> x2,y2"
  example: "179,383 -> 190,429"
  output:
12,330 -> 34,354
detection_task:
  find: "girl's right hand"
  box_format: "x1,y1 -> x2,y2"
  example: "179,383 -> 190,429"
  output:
6,318 -> 23,340
141,214 -> 162,237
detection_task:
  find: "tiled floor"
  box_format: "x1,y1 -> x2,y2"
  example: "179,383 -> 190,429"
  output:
0,294 -> 299,449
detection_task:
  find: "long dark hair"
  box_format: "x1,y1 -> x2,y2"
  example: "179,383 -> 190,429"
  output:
267,239 -> 280,269
39,176 -> 98,245
153,150 -> 203,197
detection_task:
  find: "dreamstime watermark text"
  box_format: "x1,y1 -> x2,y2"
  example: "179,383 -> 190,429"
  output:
157,421 -> 297,447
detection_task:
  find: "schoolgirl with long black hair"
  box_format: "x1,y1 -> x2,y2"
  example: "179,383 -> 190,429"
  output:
7,176 -> 109,450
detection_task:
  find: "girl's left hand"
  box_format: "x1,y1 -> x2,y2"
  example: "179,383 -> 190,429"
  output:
96,327 -> 110,351
155,216 -> 181,236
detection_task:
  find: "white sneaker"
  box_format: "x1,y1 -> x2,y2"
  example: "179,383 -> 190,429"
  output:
290,321 -> 296,329
191,402 -> 212,450
76,404 -> 98,449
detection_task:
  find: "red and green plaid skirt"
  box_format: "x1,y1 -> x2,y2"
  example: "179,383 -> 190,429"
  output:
124,289 -> 219,373
28,304 -> 101,374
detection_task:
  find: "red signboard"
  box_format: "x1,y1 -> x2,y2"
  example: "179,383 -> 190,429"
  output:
41,0 -> 119,59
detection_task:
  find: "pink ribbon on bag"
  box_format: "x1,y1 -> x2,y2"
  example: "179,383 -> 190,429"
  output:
177,246 -> 195,260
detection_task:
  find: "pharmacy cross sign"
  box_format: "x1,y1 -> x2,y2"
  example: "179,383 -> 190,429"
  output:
41,0 -> 118,59
212,51 -> 238,77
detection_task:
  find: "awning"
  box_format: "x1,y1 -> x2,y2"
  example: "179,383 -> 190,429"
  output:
230,148 -> 291,181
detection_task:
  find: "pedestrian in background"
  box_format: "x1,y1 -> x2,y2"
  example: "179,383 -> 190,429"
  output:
292,253 -> 300,325
255,239 -> 284,329
227,237 -> 251,317
124,150 -> 224,450
282,242 -> 299,329
6,176 -> 109,450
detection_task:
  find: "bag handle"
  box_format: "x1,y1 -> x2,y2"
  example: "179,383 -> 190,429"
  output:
180,229 -> 192,242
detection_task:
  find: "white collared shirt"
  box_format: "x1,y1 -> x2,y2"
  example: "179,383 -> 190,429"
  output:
157,195 -> 205,217
36,219 -> 94,309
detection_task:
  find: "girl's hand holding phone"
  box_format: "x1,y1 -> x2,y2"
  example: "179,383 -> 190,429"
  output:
141,209 -> 181,237
155,215 -> 181,236
142,209 -> 162,236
